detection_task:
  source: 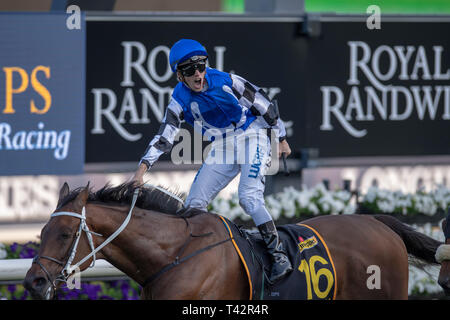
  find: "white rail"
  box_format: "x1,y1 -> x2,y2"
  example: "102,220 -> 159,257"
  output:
0,258 -> 126,282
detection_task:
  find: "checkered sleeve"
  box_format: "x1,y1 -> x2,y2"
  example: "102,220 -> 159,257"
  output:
230,73 -> 286,141
272,118 -> 287,142
139,98 -> 184,169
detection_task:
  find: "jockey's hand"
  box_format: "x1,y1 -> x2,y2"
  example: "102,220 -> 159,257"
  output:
131,163 -> 147,186
278,140 -> 291,158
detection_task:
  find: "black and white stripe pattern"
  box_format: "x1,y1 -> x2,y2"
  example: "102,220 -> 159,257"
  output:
140,99 -> 183,169
230,73 -> 286,138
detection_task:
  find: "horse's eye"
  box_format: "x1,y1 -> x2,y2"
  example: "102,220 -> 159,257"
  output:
61,233 -> 71,240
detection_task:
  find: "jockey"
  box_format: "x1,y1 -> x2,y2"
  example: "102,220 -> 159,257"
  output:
133,39 -> 293,283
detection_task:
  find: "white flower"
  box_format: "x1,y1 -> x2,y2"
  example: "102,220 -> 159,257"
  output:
269,207 -> 281,221
212,184 -> 449,223
376,200 -> 389,213
313,183 -> 328,196
331,200 -> 345,214
320,201 -> 331,213
433,184 -> 450,211
297,191 -> 311,208
343,203 -> 356,215
215,198 -> 230,213
364,186 -> 378,203
307,203 -> 320,215
283,207 -> 296,218
362,185 -> 450,216
335,190 -> 351,202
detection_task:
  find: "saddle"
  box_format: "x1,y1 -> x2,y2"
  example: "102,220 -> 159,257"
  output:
218,216 -> 337,300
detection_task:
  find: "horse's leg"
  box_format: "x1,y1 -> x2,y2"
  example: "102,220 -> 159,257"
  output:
304,215 -> 409,299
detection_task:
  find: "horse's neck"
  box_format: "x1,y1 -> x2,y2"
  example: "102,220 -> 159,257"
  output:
86,203 -> 188,284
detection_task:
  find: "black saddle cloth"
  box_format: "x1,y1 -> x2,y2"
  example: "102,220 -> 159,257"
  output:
219,216 -> 337,300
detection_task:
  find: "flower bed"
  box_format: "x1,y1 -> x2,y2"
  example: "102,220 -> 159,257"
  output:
209,183 -> 450,223
0,242 -> 141,300
358,185 -> 450,223
209,183 -> 356,223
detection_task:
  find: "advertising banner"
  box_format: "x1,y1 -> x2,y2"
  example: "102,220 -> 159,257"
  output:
0,12 -> 85,175
85,18 -> 450,165
305,20 -> 450,157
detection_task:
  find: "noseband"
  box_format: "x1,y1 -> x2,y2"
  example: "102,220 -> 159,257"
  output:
32,188 -> 139,296
31,255 -> 66,297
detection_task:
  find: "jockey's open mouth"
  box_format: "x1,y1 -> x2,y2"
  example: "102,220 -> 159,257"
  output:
193,77 -> 204,90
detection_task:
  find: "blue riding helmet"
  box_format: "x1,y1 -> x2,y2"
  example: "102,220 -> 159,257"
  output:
169,39 -> 208,72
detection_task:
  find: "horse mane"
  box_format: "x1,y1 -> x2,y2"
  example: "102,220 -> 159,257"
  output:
57,182 -> 200,217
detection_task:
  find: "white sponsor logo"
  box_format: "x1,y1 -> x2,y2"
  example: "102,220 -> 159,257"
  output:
321,42 -> 450,138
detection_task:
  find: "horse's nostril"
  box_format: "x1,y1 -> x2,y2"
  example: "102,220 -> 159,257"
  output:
23,278 -> 32,291
23,276 -> 49,300
33,277 -> 47,289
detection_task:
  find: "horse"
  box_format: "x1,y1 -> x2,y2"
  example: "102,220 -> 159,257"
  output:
23,182 -> 444,300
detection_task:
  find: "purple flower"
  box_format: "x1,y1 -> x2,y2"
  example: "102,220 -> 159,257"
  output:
7,285 -> 16,293
25,246 -> 37,258
120,282 -> 130,299
83,283 -> 101,300
10,243 -> 18,253
131,290 -> 140,300
56,285 -> 80,300
109,280 -> 119,288
64,291 -> 80,300
19,248 -> 34,259
20,290 -> 29,300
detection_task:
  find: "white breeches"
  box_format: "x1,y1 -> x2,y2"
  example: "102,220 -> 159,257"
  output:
184,127 -> 273,226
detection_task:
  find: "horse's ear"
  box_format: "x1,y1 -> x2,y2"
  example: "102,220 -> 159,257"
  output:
74,182 -> 90,211
56,182 -> 70,209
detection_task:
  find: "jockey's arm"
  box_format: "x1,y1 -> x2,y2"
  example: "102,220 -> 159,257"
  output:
132,99 -> 183,184
132,162 -> 149,186
230,74 -> 289,157
273,118 -> 290,157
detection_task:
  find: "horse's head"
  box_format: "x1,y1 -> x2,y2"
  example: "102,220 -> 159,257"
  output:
437,211 -> 450,295
23,182 -> 92,299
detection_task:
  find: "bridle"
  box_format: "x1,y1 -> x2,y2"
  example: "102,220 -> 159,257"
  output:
32,188 -> 139,299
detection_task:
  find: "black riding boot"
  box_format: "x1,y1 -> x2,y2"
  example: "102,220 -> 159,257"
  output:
258,220 -> 293,283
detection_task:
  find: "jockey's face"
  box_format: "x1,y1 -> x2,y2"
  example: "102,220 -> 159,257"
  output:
182,67 -> 206,92
177,58 -> 207,92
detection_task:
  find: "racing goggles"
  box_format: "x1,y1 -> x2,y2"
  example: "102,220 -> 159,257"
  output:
179,60 -> 207,77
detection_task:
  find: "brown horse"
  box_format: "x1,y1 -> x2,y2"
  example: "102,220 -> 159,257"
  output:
24,182 -> 443,300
